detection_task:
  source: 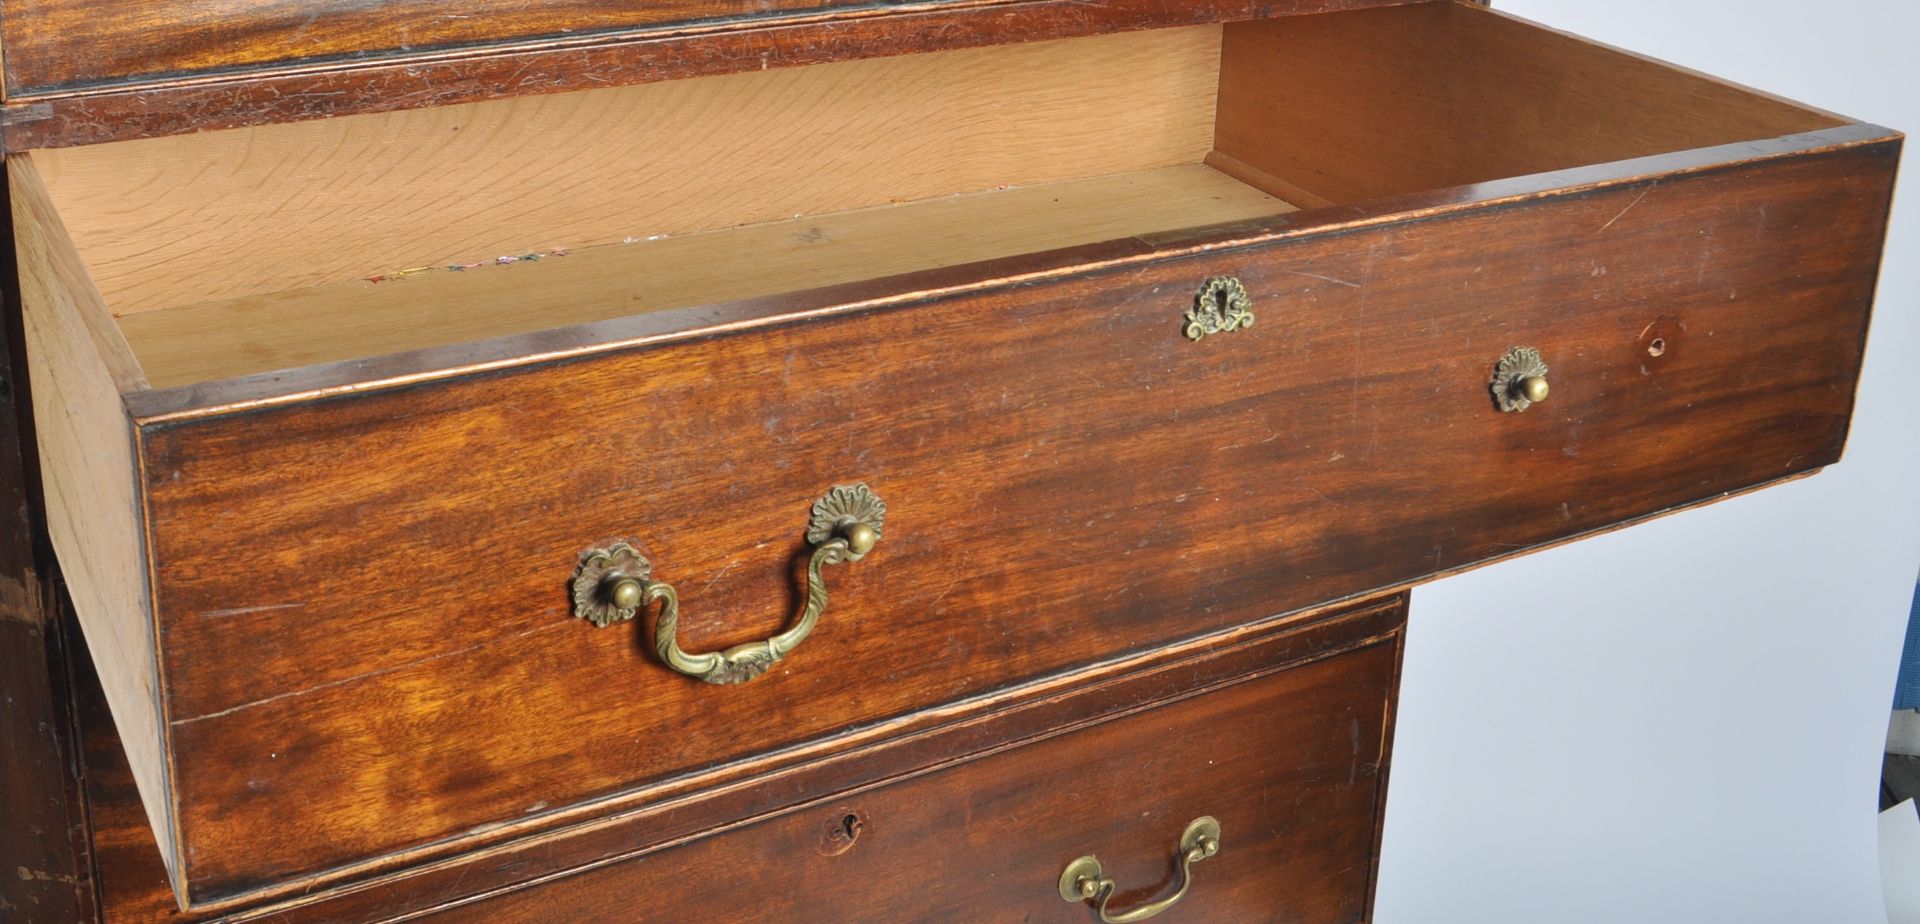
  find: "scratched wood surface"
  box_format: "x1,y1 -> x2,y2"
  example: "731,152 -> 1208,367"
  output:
30,3 -> 1843,331
114,136 -> 1894,904
418,635 -> 1403,922
0,0 -> 1424,150
117,165 -> 1293,388
33,26 -> 1227,316
0,0 -> 1903,919
76,595 -> 1406,922
0,174 -> 94,924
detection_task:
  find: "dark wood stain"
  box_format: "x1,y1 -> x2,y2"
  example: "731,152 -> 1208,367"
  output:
0,163 -> 96,924
0,0 -> 1426,152
78,595 -> 1406,922
125,138 -> 1896,902
0,2 -> 1901,920
419,635 -> 1403,922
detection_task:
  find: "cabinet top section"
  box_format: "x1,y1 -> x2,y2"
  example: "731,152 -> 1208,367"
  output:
0,0 -> 1438,152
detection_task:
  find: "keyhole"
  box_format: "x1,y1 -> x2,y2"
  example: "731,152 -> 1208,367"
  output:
818,810 -> 866,856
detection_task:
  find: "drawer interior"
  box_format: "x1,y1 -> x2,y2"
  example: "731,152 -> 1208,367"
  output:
19,2 -> 1841,392
6,1 -> 1886,909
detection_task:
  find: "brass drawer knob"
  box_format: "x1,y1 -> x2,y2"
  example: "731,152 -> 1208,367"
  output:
1058,816 -> 1222,922
571,483 -> 886,685
1491,346 -> 1549,412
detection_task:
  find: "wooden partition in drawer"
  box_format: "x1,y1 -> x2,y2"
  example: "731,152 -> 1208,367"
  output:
10,3 -> 1899,912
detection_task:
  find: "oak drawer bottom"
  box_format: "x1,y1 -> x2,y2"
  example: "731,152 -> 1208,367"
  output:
420,628 -> 1402,922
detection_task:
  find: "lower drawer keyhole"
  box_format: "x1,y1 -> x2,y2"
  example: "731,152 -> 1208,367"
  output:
818,811 -> 866,857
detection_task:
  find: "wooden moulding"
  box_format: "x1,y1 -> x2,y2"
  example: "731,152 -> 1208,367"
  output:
78,594 -> 1407,922
406,610 -> 1405,922
0,0 -> 1427,152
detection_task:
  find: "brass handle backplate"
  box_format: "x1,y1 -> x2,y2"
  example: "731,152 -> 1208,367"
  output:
1058,817 -> 1222,923
570,483 -> 886,685
1491,346 -> 1549,412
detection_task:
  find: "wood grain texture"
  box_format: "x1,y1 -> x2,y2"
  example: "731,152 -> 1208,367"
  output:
118,124 -> 1902,419
421,636 -> 1402,922
0,173 -> 94,924
4,0 -> 891,91
0,0 -> 1903,919
119,164 -> 1293,388
0,0 -> 1425,151
1213,2 -> 1844,204
8,155 -> 178,895
0,609 -> 94,924
123,139 -> 1896,903
33,26 -> 1223,315
75,595 -> 1406,922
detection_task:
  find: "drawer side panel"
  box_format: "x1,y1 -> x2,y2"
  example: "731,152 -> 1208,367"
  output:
139,140 -> 1897,897
8,156 -> 177,891
1215,3 -> 1844,205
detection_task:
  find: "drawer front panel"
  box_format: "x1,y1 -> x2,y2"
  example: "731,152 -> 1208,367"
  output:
419,629 -> 1401,923
140,141 -> 1893,896
84,597 -> 1405,923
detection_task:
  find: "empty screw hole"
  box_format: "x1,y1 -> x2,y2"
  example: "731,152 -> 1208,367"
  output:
1647,338 -> 1667,357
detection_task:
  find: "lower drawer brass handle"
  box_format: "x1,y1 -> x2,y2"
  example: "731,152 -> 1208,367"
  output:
570,483 -> 885,685
1058,817 -> 1221,923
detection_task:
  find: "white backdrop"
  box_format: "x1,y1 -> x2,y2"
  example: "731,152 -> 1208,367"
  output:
1374,2 -> 1920,922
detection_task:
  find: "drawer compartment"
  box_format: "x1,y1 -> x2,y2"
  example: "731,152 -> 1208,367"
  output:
13,2 -> 1898,910
414,598 -> 1405,923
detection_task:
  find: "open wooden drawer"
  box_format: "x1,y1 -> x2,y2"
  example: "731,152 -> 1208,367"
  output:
12,1 -> 1898,911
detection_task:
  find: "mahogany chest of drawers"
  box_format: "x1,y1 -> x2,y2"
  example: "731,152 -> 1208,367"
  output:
0,1 -> 1899,920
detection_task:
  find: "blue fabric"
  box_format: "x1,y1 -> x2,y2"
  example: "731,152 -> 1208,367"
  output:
1896,583 -> 1920,710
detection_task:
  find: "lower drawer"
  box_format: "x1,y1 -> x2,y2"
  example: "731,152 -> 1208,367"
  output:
418,611 -> 1404,922
78,595 -> 1406,922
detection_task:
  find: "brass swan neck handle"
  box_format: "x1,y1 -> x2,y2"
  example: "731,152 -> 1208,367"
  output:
570,484 -> 885,685
1059,817 -> 1222,923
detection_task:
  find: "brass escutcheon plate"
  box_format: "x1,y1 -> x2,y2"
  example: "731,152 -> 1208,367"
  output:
1184,276 -> 1254,341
